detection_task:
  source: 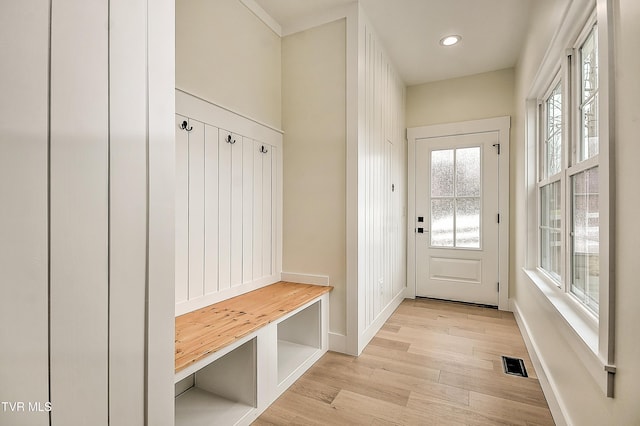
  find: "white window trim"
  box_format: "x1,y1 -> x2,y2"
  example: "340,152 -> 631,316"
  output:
537,72 -> 564,285
523,0 -> 615,397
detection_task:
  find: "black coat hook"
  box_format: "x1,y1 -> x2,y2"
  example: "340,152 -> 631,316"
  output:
180,120 -> 192,131
226,134 -> 236,144
260,145 -> 268,154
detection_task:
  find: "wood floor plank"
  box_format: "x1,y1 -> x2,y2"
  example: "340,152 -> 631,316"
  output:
407,391 -> 521,426
468,391 -> 554,425
369,336 -> 412,352
354,351 -> 441,382
254,299 -> 554,425
438,370 -> 549,408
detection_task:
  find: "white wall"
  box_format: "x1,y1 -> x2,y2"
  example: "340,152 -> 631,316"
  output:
281,19 -> 348,336
176,0 -> 282,129
406,68 -> 515,128
276,5 -> 409,354
512,0 -> 640,424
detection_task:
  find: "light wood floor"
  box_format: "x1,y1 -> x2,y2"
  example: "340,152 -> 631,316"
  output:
254,298 -> 554,425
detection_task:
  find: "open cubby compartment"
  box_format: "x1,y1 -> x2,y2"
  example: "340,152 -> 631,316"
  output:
175,338 -> 257,426
277,300 -> 321,384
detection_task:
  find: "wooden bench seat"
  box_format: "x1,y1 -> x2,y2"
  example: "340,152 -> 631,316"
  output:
175,281 -> 333,373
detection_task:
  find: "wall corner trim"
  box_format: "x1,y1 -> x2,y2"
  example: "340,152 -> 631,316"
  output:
239,0 -> 282,36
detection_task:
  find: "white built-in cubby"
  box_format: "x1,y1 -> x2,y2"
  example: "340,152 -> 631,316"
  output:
277,301 -> 321,386
175,339 -> 257,426
174,290 -> 329,426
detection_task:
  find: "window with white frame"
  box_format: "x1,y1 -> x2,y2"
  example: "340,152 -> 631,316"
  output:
537,19 -> 600,316
526,0 -> 614,397
539,79 -> 563,282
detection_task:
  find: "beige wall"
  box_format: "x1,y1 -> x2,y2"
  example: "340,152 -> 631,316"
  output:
405,68 -> 514,128
512,0 -> 640,424
281,19 -> 347,335
176,0 -> 281,129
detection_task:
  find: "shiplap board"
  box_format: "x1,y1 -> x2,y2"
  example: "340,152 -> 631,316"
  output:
218,129 -> 232,292
262,148 -> 273,276
108,0 -> 148,422
146,0 -> 176,420
204,124 -> 220,295
253,142 -> 264,280
231,134 -> 244,287
189,120 -> 206,300
242,138 -> 255,283
175,115 -> 189,304
49,0 -> 109,423
0,2 -> 50,425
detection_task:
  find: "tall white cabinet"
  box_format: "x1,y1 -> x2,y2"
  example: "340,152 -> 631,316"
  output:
175,90 -> 283,316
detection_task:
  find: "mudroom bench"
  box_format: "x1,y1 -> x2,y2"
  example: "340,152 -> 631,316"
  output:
174,281 -> 332,426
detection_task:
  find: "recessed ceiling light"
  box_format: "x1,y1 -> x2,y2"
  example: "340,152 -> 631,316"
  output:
440,35 -> 461,46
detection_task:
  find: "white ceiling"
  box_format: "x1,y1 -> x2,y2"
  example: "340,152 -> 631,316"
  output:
253,0 -> 532,86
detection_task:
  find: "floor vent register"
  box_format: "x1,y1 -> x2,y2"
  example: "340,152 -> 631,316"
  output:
501,356 -> 528,377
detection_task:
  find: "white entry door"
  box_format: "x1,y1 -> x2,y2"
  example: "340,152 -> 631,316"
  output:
415,131 -> 500,305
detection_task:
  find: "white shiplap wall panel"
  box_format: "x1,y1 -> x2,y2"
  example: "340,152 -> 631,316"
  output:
204,125 -> 219,295
175,119 -> 189,304
253,141 -> 264,280
262,148 -> 273,277
357,16 -> 407,351
49,0 -> 109,422
218,129 -> 233,292
175,91 -> 282,316
270,146 -> 278,276
0,2 -> 50,425
108,0 -> 149,420
242,138 -> 255,283
188,120 -> 206,300
231,134 -> 244,287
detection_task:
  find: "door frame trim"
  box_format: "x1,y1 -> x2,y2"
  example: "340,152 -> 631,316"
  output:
407,116 -> 511,310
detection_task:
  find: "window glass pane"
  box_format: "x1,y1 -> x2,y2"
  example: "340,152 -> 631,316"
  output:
579,26 -> 599,162
431,199 -> 454,247
540,181 -> 561,280
546,83 -> 562,177
571,167 -> 599,314
581,27 -> 598,102
456,198 -> 480,248
431,150 -> 454,197
455,147 -> 481,197
582,94 -> 599,160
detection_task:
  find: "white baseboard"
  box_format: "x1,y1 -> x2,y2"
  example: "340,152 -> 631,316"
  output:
328,332 -> 347,354
358,290 -> 405,355
280,272 -> 330,286
512,300 -> 568,426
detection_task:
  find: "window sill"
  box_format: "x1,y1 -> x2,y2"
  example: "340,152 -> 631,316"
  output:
522,268 -> 614,396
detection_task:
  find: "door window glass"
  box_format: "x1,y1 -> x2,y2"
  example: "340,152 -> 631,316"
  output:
430,147 -> 481,248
